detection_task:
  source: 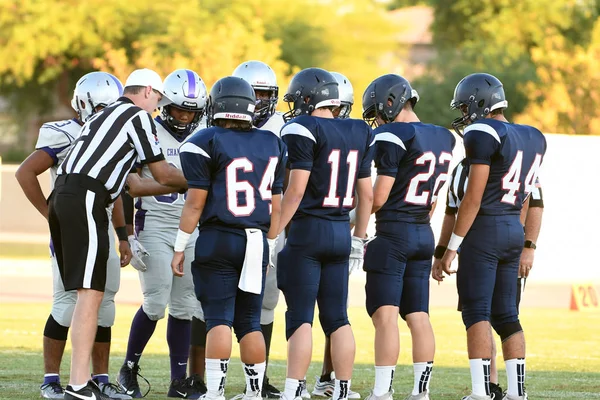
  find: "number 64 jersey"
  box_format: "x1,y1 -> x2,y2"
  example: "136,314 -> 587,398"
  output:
179,127 -> 287,232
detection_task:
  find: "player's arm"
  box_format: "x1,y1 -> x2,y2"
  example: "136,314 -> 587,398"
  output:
369,132 -> 405,214
126,174 -> 185,197
520,183 -> 544,277
353,177 -> 373,238
440,125 -> 497,274
15,150 -> 55,220
278,169 -> 309,235
432,173 -> 459,281
372,175 -> 395,214
268,194 -> 282,240
111,195 -> 132,267
147,160 -> 187,188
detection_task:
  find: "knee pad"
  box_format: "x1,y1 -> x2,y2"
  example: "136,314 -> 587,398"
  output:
44,314 -> 69,341
492,321 -> 523,342
233,322 -> 262,343
142,299 -> 167,321
97,290 -> 116,327
318,310 -> 350,337
191,317 -> 207,347
51,291 -> 77,327
94,326 -> 112,343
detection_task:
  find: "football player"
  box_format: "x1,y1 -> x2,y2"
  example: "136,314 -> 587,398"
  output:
171,76 -> 286,400
359,74 -> 455,400
438,73 -> 546,400
277,68 -> 374,400
187,60 -> 285,399
310,71 -> 360,400
15,72 -> 133,399
432,159 -> 544,400
117,69 -> 208,399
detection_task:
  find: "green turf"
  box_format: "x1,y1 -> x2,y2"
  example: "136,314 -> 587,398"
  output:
0,303 -> 599,399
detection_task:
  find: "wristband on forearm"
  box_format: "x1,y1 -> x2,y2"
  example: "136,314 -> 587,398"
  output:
174,229 -> 191,252
447,233 -> 464,251
434,245 -> 447,259
115,226 -> 128,242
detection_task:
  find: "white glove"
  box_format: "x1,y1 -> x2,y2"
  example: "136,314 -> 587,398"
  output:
349,236 -> 365,274
267,237 -> 278,268
128,235 -> 149,272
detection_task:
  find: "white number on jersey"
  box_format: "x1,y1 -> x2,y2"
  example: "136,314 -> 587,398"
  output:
502,151 -> 543,205
226,157 -> 279,217
323,149 -> 359,207
406,152 -> 453,205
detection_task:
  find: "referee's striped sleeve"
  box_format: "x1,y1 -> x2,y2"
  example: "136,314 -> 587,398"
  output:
130,112 -> 164,164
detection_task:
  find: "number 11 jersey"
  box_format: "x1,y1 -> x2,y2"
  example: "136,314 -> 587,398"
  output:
281,115 -> 374,221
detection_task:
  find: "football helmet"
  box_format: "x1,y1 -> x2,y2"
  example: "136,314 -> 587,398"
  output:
362,74 -> 419,128
330,71 -> 353,119
283,68 -> 340,122
161,69 -> 207,135
71,72 -> 123,122
232,60 -> 278,125
206,76 -> 256,126
450,73 -> 508,135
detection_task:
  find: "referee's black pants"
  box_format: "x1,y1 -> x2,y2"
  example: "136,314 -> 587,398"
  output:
48,174 -> 111,292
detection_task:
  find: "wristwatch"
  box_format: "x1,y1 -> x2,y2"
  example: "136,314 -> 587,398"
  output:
524,240 -> 537,249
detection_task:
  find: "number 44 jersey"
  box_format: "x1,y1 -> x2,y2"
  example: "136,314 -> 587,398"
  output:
373,122 -> 456,224
179,126 -> 287,232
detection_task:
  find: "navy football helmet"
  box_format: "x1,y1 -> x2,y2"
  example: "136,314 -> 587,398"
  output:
206,76 -> 256,127
450,73 -> 508,135
362,74 -> 419,127
283,68 -> 340,122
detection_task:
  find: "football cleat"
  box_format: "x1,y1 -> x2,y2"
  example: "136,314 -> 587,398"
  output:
364,391 -> 393,400
95,380 -> 133,399
312,374 -> 360,399
168,376 -> 204,399
117,362 -> 146,398
403,391 -> 429,400
64,380 -> 111,400
501,394 -> 528,400
489,383 -> 503,400
300,380 -> 311,399
229,390 -> 262,400
40,381 -> 65,399
262,377 -> 282,398
201,389 -> 226,400
461,394 -> 493,400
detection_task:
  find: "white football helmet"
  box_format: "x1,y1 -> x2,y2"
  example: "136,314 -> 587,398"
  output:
71,72 -> 123,122
161,69 -> 208,135
330,71 -> 353,119
232,60 -> 278,125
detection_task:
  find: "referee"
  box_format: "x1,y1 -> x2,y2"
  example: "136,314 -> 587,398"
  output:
49,68 -> 188,400
431,157 -> 544,399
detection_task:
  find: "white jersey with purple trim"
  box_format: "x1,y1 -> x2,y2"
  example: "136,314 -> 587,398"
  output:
136,117 -> 203,231
259,111 -> 285,137
34,119 -> 82,189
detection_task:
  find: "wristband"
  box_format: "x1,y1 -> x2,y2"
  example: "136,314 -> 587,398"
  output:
447,233 -> 464,251
115,226 -> 128,242
349,209 -> 357,225
434,245 -> 447,259
174,229 -> 191,252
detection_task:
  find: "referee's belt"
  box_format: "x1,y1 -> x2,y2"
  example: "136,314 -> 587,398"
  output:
55,174 -> 110,204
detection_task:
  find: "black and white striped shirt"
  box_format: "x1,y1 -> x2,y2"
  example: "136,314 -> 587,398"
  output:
59,97 -> 164,201
445,158 -> 544,215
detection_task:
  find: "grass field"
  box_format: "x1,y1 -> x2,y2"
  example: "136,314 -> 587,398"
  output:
0,303 -> 599,399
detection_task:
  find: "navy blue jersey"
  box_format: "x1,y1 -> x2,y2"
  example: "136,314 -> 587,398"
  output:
281,115 -> 374,221
373,122 -> 456,224
179,126 -> 287,233
463,119 -> 546,215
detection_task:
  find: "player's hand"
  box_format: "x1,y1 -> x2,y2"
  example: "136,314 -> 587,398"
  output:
119,240 -> 132,267
171,251 -> 185,277
267,237 -> 278,269
519,247 -> 534,278
128,235 -> 149,272
125,173 -> 142,194
440,249 -> 458,276
431,258 -> 445,282
349,236 -> 366,274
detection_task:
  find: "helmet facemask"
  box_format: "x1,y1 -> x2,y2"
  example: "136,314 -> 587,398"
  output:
162,104 -> 204,136
253,87 -> 278,126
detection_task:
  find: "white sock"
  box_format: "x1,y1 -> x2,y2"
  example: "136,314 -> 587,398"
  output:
505,358 -> 526,397
243,362 -> 266,395
412,361 -> 433,395
69,383 -> 87,391
283,378 -> 304,399
206,358 -> 229,397
373,365 -> 395,396
469,359 -> 491,397
333,379 -> 351,400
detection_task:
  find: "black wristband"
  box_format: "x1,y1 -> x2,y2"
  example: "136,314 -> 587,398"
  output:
115,226 -> 128,242
434,245 -> 447,259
